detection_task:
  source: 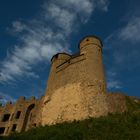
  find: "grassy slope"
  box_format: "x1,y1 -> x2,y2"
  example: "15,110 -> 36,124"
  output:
1,96 -> 140,140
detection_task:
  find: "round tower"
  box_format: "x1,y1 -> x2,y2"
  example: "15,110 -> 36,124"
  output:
79,35 -> 106,93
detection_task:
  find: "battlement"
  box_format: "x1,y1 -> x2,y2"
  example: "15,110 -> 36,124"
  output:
51,53 -> 71,64
0,96 -> 37,109
17,96 -> 36,103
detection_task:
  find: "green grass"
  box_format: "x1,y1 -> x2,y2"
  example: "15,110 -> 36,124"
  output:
1,96 -> 140,140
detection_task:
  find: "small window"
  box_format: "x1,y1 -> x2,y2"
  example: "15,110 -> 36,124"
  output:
12,124 -> 17,132
0,127 -> 5,135
33,123 -> 37,127
15,111 -> 21,119
2,114 -> 10,122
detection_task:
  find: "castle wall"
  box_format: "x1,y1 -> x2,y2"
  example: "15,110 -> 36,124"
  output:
0,102 -> 15,136
42,84 -> 127,125
0,96 -> 42,136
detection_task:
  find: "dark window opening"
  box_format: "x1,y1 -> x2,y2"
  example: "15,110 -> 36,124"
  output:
21,104 -> 35,132
86,39 -> 89,41
33,123 -> 37,127
2,114 -> 10,122
15,111 -> 21,119
12,124 -> 17,132
0,127 -> 5,134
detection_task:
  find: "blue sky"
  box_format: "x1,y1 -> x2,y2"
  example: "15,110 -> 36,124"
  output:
0,0 -> 140,104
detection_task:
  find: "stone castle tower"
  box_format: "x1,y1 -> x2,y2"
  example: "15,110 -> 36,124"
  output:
46,36 -> 106,96
0,35 -> 127,136
41,36 -> 126,125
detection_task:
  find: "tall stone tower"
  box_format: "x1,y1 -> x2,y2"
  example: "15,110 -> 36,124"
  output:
41,35 -> 126,125
79,36 -> 106,94
45,35 -> 106,97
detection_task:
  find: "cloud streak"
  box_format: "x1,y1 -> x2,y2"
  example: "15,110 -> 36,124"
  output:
106,71 -> 122,90
119,16 -> 140,42
0,0 -> 109,83
105,14 -> 140,90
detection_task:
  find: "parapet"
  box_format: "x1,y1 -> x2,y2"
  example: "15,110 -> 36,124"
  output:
5,101 -> 14,109
17,96 -> 26,102
16,96 -> 38,104
30,96 -> 36,101
6,101 -> 13,106
51,53 -> 71,65
79,35 -> 103,50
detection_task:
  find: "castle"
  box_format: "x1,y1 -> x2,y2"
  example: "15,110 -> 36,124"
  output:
0,35 -> 127,136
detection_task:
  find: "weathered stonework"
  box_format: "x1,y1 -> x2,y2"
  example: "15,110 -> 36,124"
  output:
0,96 -> 43,136
0,35 -> 127,136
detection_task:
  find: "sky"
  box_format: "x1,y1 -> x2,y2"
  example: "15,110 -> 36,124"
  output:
0,0 -> 140,104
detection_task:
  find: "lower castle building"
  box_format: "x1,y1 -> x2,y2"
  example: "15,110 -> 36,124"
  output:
0,35 -> 127,136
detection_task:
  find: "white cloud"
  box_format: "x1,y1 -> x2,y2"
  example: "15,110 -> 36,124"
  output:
57,0 -> 94,14
105,15 -> 140,67
107,80 -> 121,89
119,16 -> 140,42
106,71 -> 122,90
45,3 -> 76,33
104,15 -> 140,90
96,0 -> 110,11
0,0 -> 109,83
12,21 -> 27,33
